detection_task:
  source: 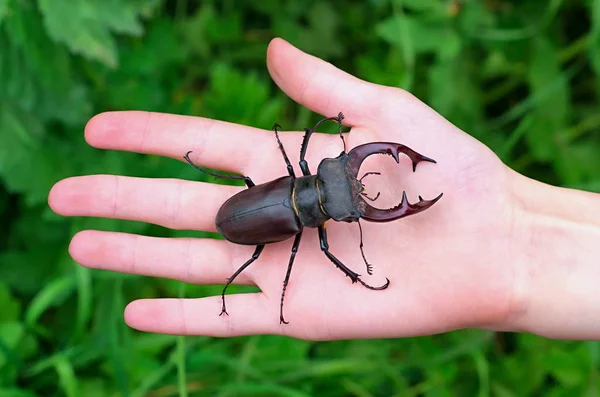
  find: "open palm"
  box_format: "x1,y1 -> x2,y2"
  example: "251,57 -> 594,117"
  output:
49,38 -> 520,340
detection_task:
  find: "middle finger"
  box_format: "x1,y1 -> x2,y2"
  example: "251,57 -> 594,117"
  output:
49,175 -> 241,231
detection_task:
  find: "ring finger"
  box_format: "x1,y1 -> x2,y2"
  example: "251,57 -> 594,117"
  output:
70,230 -> 257,285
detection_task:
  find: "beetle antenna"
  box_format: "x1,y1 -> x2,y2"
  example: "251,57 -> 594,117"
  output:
272,124 -> 296,177
357,220 -> 374,275
359,171 -> 381,182
299,113 -> 347,175
361,191 -> 381,202
336,112 -> 346,153
310,114 -> 343,132
183,151 -> 255,188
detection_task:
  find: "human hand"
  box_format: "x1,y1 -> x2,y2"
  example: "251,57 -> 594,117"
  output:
48,38 -> 535,340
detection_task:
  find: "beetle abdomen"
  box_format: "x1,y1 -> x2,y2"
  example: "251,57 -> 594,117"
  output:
216,176 -> 302,245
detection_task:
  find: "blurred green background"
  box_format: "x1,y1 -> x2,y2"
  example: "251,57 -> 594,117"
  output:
1,0 -> 600,396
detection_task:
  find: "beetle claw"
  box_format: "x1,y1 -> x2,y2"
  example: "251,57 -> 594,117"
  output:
361,191 -> 443,222
347,142 -> 437,177
357,277 -> 390,290
346,142 -> 442,222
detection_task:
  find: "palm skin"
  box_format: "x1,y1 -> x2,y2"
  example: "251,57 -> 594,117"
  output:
48,38 -> 522,340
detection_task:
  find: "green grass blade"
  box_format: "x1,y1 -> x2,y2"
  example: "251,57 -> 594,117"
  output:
24,276 -> 75,327
53,355 -> 79,397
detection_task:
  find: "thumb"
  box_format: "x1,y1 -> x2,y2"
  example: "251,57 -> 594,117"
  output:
266,38 -> 398,127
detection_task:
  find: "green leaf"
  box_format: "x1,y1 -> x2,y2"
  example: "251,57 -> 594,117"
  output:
376,14 -> 410,51
0,323 -> 24,353
0,250 -> 58,295
118,18 -> 187,76
0,322 -> 24,381
3,5 -> 72,97
377,14 -> 461,59
251,336 -> 311,364
38,0 -> 117,66
37,0 -> 151,66
589,0 -> 600,75
428,54 -> 483,134
0,0 -> 8,25
458,1 -> 496,34
544,343 -> 590,387
203,63 -> 283,128
1,6 -> 92,125
525,37 -> 570,162
0,389 -> 40,397
0,103 -> 41,189
77,378 -> 113,397
375,12 -> 415,88
273,3 -> 343,59
0,283 -> 21,323
0,103 -> 69,204
180,4 -> 213,58
394,0 -> 447,14
555,142 -> 600,185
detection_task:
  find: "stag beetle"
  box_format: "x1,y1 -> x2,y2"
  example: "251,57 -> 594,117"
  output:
184,113 -> 443,324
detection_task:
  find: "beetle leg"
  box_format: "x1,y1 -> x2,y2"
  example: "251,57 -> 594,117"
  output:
279,231 -> 303,324
318,225 -> 390,290
184,151 -> 255,188
220,245 -> 265,316
357,220 -> 374,275
299,112 -> 345,176
272,123 -> 296,178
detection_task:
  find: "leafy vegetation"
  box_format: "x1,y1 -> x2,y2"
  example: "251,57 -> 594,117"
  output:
1,0 -> 600,395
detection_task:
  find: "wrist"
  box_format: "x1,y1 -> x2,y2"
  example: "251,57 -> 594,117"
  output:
504,171 -> 600,339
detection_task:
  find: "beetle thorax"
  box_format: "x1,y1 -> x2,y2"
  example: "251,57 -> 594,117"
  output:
316,153 -> 365,222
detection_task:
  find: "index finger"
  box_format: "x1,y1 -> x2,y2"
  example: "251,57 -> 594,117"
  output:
84,111 -> 342,181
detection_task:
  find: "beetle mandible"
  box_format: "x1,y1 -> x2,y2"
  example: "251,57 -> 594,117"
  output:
184,112 -> 443,324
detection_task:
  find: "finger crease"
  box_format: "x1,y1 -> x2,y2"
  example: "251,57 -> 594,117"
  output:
138,111 -> 153,153
183,238 -> 194,282
165,180 -> 183,226
191,118 -> 215,165
130,234 -> 141,274
111,175 -> 120,217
